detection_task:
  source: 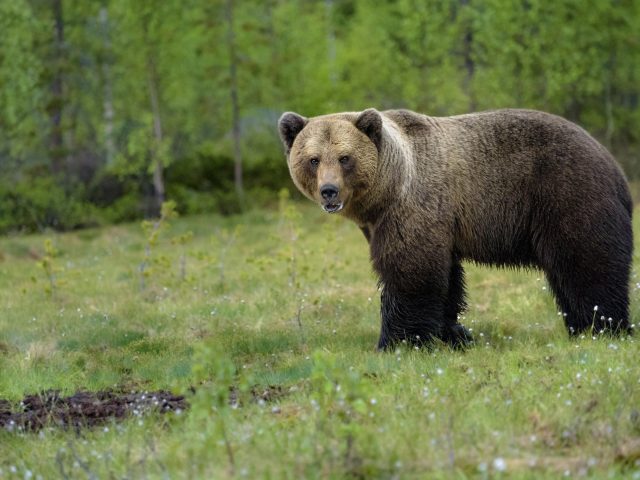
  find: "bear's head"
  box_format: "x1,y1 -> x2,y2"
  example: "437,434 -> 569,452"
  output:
278,109 -> 382,217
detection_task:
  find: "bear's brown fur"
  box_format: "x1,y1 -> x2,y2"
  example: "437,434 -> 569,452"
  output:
278,108 -> 633,349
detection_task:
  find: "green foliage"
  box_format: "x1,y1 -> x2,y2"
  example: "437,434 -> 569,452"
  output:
36,238 -> 59,297
171,230 -> 193,281
139,199 -> 178,292
141,201 -> 177,248
188,339 -> 250,475
277,188 -> 311,339
0,0 -> 44,159
0,0 -> 639,229
0,176 -> 99,234
0,205 -> 639,477
96,191 -> 143,224
164,146 -> 288,216
310,350 -> 374,474
191,341 -> 237,410
209,225 -> 240,291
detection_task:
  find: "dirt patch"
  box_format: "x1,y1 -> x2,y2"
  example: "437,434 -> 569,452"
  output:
0,389 -> 187,433
1,384 -> 290,433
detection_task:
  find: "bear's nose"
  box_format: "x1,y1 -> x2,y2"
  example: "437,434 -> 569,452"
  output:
320,184 -> 339,201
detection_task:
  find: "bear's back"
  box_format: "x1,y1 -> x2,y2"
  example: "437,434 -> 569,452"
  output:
380,108 -> 631,265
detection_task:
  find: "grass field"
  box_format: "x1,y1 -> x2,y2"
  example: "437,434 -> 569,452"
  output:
1,197 -> 640,479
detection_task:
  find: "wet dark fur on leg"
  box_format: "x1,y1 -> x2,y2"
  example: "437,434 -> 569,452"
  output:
377,259 -> 473,350
377,286 -> 445,349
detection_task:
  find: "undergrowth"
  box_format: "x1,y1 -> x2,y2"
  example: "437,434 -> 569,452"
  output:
0,200 -> 639,478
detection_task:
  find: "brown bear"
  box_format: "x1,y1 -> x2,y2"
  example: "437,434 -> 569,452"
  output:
278,108 -> 633,349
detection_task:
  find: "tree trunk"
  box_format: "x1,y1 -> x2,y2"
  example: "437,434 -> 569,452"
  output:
459,0 -> 476,110
147,59 -> 165,213
50,0 -> 65,174
604,72 -> 614,148
226,0 -> 243,202
325,0 -> 336,85
99,5 -> 115,165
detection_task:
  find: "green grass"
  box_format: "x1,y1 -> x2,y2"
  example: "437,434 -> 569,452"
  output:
1,201 -> 640,479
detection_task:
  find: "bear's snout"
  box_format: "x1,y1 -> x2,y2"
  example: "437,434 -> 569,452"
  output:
319,183 -> 344,213
320,184 -> 339,202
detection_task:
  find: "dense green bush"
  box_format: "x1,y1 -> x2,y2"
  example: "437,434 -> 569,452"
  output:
165,148 -> 235,193
0,176 -> 99,234
0,154 -> 291,233
87,173 -> 146,224
2,0 -> 638,234
165,147 -> 290,216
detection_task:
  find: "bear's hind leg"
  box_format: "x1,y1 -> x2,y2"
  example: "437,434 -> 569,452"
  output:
546,269 -> 630,336
539,211 -> 632,336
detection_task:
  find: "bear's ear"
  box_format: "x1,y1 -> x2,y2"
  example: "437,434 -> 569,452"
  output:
355,108 -> 383,150
278,112 -> 307,153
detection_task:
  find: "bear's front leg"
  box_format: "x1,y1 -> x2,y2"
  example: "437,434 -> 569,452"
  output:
370,216 -> 467,350
377,284 -> 448,350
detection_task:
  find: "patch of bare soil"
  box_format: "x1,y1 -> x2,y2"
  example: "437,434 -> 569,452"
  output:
0,384 -> 289,433
0,390 -> 187,433
0,385 -> 295,432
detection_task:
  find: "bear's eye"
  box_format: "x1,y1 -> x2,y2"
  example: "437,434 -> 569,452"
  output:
339,155 -> 350,165
309,158 -> 319,167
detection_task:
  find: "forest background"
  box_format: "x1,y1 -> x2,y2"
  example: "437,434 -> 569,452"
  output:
1,0 -> 639,233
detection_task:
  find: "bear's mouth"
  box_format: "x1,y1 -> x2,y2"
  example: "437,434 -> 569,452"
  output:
322,202 -> 344,213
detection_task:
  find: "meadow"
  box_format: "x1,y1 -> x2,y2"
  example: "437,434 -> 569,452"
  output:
1,196 -> 639,479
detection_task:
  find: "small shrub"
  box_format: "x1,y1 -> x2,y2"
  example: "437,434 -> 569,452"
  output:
0,176 -> 98,233
88,172 -> 144,223
189,340 -> 248,476
139,200 -> 178,292
37,238 -> 60,297
310,351 -> 372,475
